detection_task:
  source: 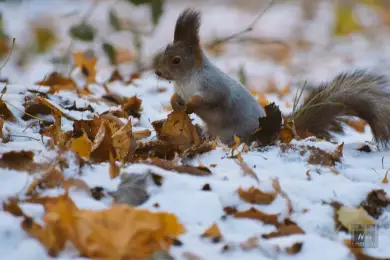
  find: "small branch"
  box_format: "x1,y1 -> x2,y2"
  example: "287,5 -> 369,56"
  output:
10,134 -> 40,141
205,0 -> 275,48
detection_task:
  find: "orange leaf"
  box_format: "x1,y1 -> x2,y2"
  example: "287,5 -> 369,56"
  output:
382,170 -> 389,184
201,223 -> 222,241
236,153 -> 259,183
237,187 -> 277,205
73,52 -> 97,84
70,130 -> 92,160
234,207 -> 280,225
36,72 -> 77,94
262,220 -> 304,239
345,120 -> 367,133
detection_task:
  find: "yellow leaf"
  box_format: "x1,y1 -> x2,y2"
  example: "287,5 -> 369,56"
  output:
334,3 -> 362,36
111,120 -> 133,161
70,130 -> 92,160
73,52 -> 97,84
382,169 -> 389,184
337,206 -> 375,232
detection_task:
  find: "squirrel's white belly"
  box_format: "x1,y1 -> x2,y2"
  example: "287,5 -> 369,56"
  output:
174,80 -> 199,102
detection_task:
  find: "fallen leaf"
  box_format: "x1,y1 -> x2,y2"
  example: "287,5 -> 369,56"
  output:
0,100 -> 16,121
122,96 -> 142,118
262,219 -> 304,239
108,69 -> 123,82
0,150 -> 48,173
279,126 -> 294,144
152,119 -> 166,136
240,236 -> 259,250
236,153 -> 259,183
272,178 -> 293,216
159,110 -> 200,151
382,170 -> 389,184
112,120 -> 134,161
337,206 -> 375,232
360,189 -> 390,219
148,158 -> 212,176
63,178 -> 91,194
3,198 -> 26,217
36,72 -> 77,94
109,152 -> 120,179
251,102 -> 282,146
285,242 -> 303,255
344,119 -> 367,133
305,143 -> 344,166
343,238 -> 386,260
234,207 -> 280,225
90,120 -> 115,163
230,135 -> 241,156
237,187 -> 276,205
201,223 -> 222,242
70,130 -> 92,160
73,51 -> 97,84
133,129 -> 152,140
357,144 -> 372,153
223,206 -> 238,215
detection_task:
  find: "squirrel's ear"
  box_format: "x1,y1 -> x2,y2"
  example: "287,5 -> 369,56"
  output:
174,8 -> 201,45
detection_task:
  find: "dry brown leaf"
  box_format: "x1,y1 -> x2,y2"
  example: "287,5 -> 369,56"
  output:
0,118 -> 4,138
0,101 -> 16,122
112,120 -> 134,161
148,158 -> 211,176
240,236 -> 259,250
237,187 -> 276,205
73,118 -> 102,140
63,178 -> 91,195
122,96 -> 142,118
360,189 -> 390,219
305,143 -> 344,167
90,120 -> 115,163
236,153 -> 259,183
251,103 -> 282,146
133,129 -> 152,140
109,152 -> 120,179
0,150 -> 48,173
272,178 -> 293,216
73,52 -> 97,84
160,110 -> 200,151
201,223 -> 222,241
234,207 -> 280,225
285,242 -> 303,255
36,72 -> 77,94
70,130 -> 92,160
262,220 -> 304,239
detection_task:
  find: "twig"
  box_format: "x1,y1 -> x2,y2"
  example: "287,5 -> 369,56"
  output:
205,0 -> 275,48
0,38 -> 15,71
10,134 -> 40,141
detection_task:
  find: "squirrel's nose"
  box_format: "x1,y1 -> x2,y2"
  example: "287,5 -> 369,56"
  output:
155,70 -> 162,77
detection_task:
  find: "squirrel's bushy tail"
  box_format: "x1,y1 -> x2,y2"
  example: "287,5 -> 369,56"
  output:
289,70 -> 390,147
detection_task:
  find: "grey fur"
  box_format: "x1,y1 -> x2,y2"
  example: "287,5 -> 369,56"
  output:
156,8 -> 265,145
290,70 -> 390,148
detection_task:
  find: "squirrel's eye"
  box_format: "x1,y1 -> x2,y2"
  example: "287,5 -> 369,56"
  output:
172,56 -> 181,65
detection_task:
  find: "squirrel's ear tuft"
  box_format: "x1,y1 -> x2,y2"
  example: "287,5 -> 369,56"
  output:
174,8 -> 201,44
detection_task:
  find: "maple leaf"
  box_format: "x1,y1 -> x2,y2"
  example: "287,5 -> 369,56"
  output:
73,52 -> 97,84
234,207 -> 280,225
36,72 -> 77,94
159,110 -> 200,151
201,223 -> 223,242
237,187 -> 277,205
70,130 -> 93,160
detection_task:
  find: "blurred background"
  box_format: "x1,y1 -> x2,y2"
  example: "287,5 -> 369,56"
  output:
0,0 -> 389,101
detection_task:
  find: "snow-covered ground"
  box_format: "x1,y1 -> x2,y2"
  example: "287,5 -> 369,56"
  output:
0,0 -> 390,259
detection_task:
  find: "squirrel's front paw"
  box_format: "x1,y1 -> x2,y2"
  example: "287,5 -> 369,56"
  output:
170,93 -> 185,111
185,95 -> 203,114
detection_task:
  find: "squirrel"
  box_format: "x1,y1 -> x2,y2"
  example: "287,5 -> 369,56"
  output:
155,8 -> 390,148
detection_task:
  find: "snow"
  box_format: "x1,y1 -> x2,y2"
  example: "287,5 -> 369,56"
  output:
0,0 -> 389,259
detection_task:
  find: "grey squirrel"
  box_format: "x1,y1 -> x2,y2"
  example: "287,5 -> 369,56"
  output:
155,8 -> 390,148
